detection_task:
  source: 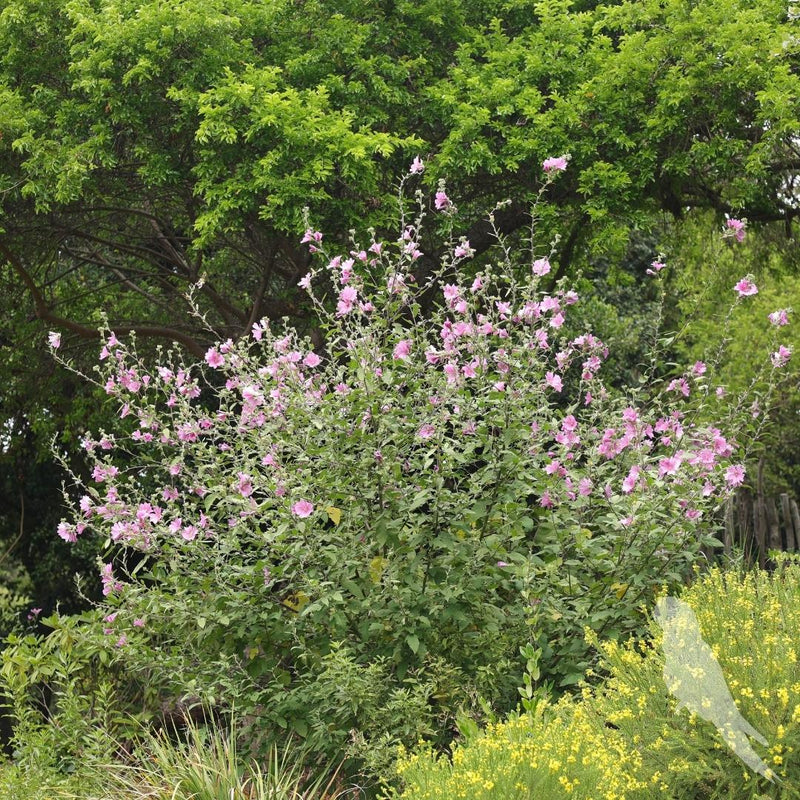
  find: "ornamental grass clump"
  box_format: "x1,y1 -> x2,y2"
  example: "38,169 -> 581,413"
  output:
32,159 -> 791,779
392,559 -> 800,800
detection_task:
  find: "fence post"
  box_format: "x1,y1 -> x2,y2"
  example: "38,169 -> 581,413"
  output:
781,494 -> 795,551
766,496 -> 782,551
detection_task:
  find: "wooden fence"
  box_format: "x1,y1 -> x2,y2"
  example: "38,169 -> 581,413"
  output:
721,489 -> 800,566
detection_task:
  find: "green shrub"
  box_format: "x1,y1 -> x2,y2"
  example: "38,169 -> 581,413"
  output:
40,170 -> 786,782
392,559 -> 800,799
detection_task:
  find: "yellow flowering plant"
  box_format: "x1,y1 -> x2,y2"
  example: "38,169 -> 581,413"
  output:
389,558 -> 800,799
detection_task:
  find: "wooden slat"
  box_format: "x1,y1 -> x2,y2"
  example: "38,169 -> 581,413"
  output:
792,500 -> 800,554
767,496 -> 782,551
781,494 -> 795,551
755,496 -> 767,568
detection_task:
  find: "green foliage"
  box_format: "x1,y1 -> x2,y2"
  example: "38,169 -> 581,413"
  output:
392,559 -> 800,799
95,713 -> 349,800
33,181 -> 781,786
667,212 -> 800,494
0,610 -> 160,775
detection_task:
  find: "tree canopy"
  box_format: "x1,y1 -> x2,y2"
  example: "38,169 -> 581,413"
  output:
0,0 -> 797,353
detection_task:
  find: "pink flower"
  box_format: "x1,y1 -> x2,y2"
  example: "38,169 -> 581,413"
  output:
291,500 -> 314,518
685,509 -> 702,520
237,472 -> 254,498
542,155 -> 568,173
726,217 -> 746,242
578,478 -> 593,496
434,190 -> 451,211
133,618 -> 145,628
303,352 -> 322,368
337,285 -> 358,316
205,348 -> 225,368
181,525 -> 198,541
769,309 -> 790,326
734,278 -> 758,297
622,465 -> 640,494
454,241 -> 472,259
668,378 -> 690,397
57,522 -> 77,543
301,228 -> 323,245
417,423 -> 436,439
393,339 -> 413,361
724,464 -> 745,487
532,258 -> 551,277
409,156 -> 425,174
658,455 -> 682,477
771,345 -> 792,367
298,273 -> 312,290
691,361 -> 707,377
48,331 -> 61,349
545,372 -> 563,392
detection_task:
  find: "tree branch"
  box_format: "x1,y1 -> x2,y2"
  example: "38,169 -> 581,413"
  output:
0,239 -> 206,358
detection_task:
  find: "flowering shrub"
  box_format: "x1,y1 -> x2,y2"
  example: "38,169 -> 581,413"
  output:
40,161 -> 789,775
392,559 -> 800,800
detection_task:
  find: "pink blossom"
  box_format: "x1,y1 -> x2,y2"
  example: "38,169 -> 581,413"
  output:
668,378 -> 690,397
205,348 -> 225,368
691,361 -> 707,377
471,276 -> 484,293
434,190 -> 451,211
48,331 -> 61,349
454,241 -> 472,259
769,309 -> 790,326
181,525 -> 198,541
539,491 -> 554,508
303,352 -> 322,368
734,278 -> 758,297
409,156 -> 425,174
393,339 -> 413,361
685,509 -> 702,520
771,345 -> 792,367
337,285 -> 358,315
298,273 -> 312,291
133,618 -> 145,628
724,464 -> 745,487
532,258 -> 550,277
237,472 -> 254,498
417,423 -> 436,439
291,500 -> 314,518
658,455 -> 682,477
545,372 -> 563,392
443,284 -> 461,307
578,478 -> 593,496
622,465 -> 640,494
726,217 -> 746,242
542,155 -> 568,172
646,260 -> 666,276
301,228 -> 323,246
57,522 -> 77,543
